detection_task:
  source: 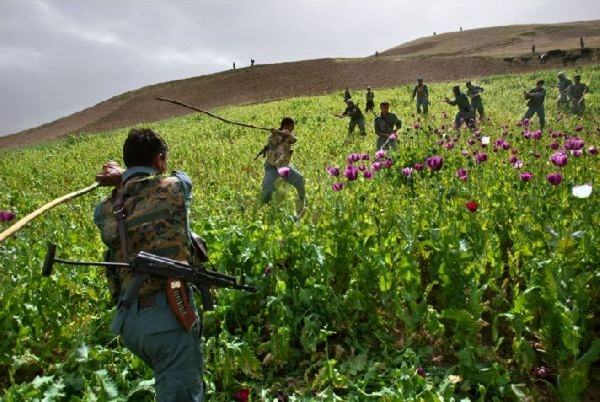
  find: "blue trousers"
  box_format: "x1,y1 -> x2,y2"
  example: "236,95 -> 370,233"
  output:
112,291 -> 204,401
261,163 -> 305,204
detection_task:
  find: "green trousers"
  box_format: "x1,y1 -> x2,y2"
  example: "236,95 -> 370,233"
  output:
523,106 -> 545,129
112,291 -> 204,401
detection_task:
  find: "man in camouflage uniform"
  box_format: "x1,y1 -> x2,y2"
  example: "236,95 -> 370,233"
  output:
374,101 -> 402,150
556,72 -> 572,110
522,80 -> 546,131
465,81 -> 485,119
566,74 -> 590,115
260,117 -> 306,216
94,128 -> 204,401
339,99 -> 366,137
444,86 -> 474,130
365,86 -> 376,115
412,78 -> 429,115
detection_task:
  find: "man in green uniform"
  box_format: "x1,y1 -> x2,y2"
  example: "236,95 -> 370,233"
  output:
556,72 -> 572,110
374,101 -> 402,150
94,128 -> 204,401
444,86 -> 474,130
260,117 -> 306,216
522,80 -> 546,131
465,81 -> 485,119
338,99 -> 366,137
566,74 -> 590,115
365,86 -> 376,115
412,78 -> 429,115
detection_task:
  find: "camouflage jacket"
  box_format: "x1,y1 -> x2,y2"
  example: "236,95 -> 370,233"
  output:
265,129 -> 296,168
412,84 -> 429,100
448,93 -> 471,113
94,167 -> 194,302
466,85 -> 484,102
366,91 -> 375,102
558,77 -> 573,93
343,104 -> 364,121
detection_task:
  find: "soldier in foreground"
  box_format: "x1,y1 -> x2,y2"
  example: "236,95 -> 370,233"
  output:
522,80 -> 546,131
412,78 -> 429,115
94,128 -> 204,401
365,86 -> 376,115
465,81 -> 485,119
337,99 -> 366,139
444,86 -> 474,130
374,101 -> 402,150
556,72 -> 573,110
260,117 -> 306,216
567,74 -> 590,115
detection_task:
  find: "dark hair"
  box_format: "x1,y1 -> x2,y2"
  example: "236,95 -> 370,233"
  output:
123,128 -> 168,168
453,85 -> 460,92
380,101 -> 390,106
537,80 -> 545,85
279,117 -> 295,130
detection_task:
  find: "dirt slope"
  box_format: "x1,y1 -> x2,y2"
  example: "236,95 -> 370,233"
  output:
1,20 -> 599,150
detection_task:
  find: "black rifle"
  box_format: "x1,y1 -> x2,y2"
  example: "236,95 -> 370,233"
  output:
254,145 -> 268,160
43,243 -> 256,309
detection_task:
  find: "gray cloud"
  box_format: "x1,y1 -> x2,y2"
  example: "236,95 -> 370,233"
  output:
1,0 -> 599,135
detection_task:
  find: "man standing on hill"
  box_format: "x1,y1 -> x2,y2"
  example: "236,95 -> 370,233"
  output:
260,117 -> 306,217
466,81 -> 485,119
365,87 -> 376,115
556,72 -> 573,110
94,128 -> 205,401
522,80 -> 546,131
444,86 -> 474,130
566,74 -> 589,115
374,101 -> 402,150
338,99 -> 366,139
344,87 -> 351,101
412,78 -> 429,115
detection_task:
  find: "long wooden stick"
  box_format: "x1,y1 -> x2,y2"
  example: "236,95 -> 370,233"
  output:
156,97 -> 271,132
0,182 -> 99,243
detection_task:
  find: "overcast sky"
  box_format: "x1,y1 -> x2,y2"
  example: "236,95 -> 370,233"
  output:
1,0 -> 599,136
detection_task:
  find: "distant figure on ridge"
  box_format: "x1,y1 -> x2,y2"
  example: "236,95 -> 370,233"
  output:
259,117 -> 306,217
374,101 -> 402,150
233,62 -> 236,70
365,86 -> 376,115
556,72 -> 572,110
412,77 -> 429,115
444,85 -> 474,130
580,37 -> 585,49
466,81 -> 485,119
566,74 -> 589,115
521,80 -> 546,131
344,87 -> 351,101
251,59 -> 255,66
375,51 -> 379,57
532,44 -> 536,54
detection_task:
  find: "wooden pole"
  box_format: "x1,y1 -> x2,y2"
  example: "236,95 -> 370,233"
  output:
0,182 -> 99,243
156,97 -> 272,132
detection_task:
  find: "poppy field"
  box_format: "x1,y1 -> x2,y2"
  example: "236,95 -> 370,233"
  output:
0,65 -> 599,401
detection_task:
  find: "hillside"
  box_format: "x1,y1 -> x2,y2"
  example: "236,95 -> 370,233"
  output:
1,19 -> 599,150
1,65 -> 599,400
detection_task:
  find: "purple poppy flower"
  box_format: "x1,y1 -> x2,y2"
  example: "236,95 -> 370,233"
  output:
326,166 -> 340,177
413,122 -> 421,130
426,155 -> 443,171
413,163 -> 424,171
357,164 -> 366,171
547,172 -> 562,185
575,125 -> 583,132
371,161 -> 382,172
565,137 -> 584,150
0,211 -> 16,222
523,131 -> 531,139
389,132 -> 397,140
402,167 -> 413,177
360,153 -> 370,161
571,149 -> 583,157
331,182 -> 344,192
588,146 -> 598,155
549,141 -> 559,150
532,130 -> 542,140
475,152 -> 488,164
520,172 -> 533,182
467,138 -> 476,146
383,158 -> 393,168
550,152 -> 568,167
278,167 -> 291,177
416,367 -> 426,378
347,153 -> 361,163
456,168 -> 468,181
461,149 -> 469,157
363,170 -> 373,179
344,165 -> 359,181
502,142 -> 511,150
443,142 -> 455,150
512,159 -> 523,169
375,150 -> 387,160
